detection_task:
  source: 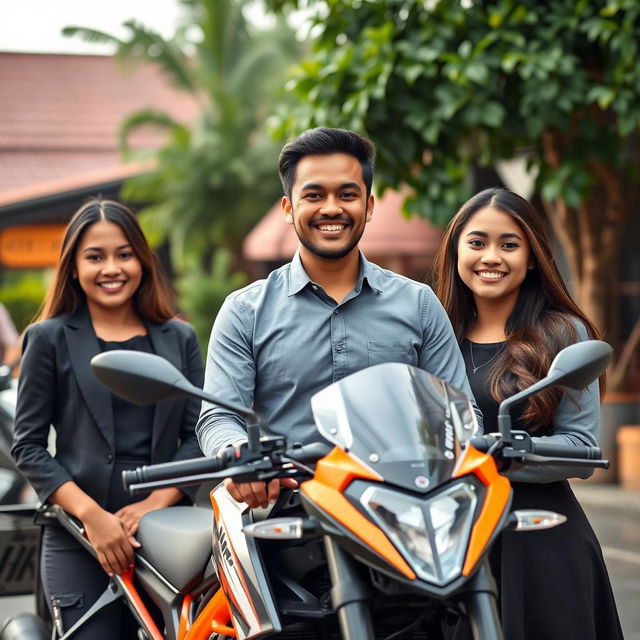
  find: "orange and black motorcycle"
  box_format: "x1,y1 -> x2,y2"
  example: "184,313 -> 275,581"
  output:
1,340 -> 611,640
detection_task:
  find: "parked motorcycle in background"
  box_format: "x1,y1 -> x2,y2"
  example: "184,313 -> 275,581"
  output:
0,360 -> 43,615
0,361 -> 35,506
1,340 -> 612,640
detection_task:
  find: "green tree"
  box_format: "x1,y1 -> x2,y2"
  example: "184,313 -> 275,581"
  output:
64,0 -> 302,337
176,248 -> 247,350
0,273 -> 47,331
266,0 -> 640,388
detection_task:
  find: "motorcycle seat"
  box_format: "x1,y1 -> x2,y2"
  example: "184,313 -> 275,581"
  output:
136,506 -> 213,592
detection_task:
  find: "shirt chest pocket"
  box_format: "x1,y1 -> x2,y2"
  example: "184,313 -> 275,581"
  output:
367,342 -> 417,367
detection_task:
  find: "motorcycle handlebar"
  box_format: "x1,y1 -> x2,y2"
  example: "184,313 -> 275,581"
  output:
470,434 -> 602,460
528,440 -> 601,460
122,453 -> 227,490
121,441 -> 331,491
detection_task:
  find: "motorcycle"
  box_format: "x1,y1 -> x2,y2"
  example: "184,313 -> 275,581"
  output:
0,360 -> 35,506
0,360 -> 44,612
1,339 -> 611,640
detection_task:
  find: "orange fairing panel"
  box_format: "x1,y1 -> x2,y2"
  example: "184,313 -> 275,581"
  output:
120,569 -> 164,640
177,593 -> 193,640
301,447 -> 416,580
210,488 -> 220,519
453,446 -> 511,576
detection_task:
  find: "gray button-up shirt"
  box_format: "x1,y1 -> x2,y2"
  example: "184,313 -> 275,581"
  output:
197,252 -> 480,456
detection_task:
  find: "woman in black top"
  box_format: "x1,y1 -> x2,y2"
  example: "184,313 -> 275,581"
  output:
12,199 -> 204,639
432,188 -> 622,639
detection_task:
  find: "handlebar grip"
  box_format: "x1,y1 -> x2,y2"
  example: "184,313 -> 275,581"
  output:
530,441 -> 602,460
122,454 -> 226,490
469,434 -> 602,460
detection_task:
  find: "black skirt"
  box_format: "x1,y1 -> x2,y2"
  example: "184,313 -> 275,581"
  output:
491,480 -> 623,640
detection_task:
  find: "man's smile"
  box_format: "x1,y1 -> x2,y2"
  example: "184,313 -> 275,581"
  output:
311,217 -> 352,238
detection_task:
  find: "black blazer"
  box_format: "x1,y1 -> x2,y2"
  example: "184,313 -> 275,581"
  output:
12,304 -> 204,506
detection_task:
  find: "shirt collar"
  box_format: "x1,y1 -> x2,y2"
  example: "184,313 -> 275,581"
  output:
359,253 -> 384,294
288,250 -> 385,296
288,251 -> 312,296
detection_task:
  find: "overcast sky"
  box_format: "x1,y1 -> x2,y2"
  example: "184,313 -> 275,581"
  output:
0,0 -> 205,54
0,1 -> 312,56
0,0 -> 188,54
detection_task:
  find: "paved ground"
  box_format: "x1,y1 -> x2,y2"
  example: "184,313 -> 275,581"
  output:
571,481 -> 640,640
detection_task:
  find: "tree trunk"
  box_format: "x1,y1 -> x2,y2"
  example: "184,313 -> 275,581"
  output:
541,129 -> 632,389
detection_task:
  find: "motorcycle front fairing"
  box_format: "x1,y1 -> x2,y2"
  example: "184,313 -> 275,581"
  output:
303,363 -> 511,597
312,362 -> 478,492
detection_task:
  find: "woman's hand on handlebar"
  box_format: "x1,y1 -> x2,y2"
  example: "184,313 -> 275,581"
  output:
224,477 -> 298,509
82,506 -> 141,576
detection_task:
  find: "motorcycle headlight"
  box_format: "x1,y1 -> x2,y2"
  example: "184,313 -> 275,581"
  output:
360,482 -> 478,585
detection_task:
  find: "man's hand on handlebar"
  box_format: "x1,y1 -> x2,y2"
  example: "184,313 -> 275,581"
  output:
224,477 -> 298,509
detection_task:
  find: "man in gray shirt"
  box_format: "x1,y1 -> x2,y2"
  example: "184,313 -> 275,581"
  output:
197,127 -> 480,508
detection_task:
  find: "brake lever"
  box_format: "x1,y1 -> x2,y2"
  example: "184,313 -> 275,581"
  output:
127,460 -> 301,493
233,466 -> 300,483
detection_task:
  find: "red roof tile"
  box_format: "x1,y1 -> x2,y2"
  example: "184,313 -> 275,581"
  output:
0,160 -> 151,208
0,52 -> 198,199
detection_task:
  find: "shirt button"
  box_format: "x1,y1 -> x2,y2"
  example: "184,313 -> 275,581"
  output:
334,309 -> 340,315
312,285 -> 318,290
106,453 -> 113,463
335,343 -> 345,352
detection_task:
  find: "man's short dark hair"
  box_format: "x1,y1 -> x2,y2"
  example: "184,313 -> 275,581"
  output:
278,127 -> 375,200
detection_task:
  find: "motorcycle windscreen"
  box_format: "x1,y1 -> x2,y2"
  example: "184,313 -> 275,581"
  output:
311,363 -> 478,493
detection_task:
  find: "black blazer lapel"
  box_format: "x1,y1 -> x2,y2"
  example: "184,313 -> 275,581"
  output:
64,305 -> 115,449
146,321 -> 181,452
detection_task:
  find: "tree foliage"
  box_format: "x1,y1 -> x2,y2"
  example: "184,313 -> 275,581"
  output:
0,274 -> 47,332
64,0 -> 302,340
266,0 -> 640,385
176,248 -> 247,351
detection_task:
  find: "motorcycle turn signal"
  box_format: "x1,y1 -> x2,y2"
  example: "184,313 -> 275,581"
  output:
243,517 -> 322,540
506,509 -> 567,531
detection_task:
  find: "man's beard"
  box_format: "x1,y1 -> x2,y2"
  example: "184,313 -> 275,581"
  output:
293,215 -> 365,259
295,233 -> 361,259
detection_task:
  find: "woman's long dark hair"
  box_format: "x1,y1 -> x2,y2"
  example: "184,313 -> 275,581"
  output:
432,188 -> 604,431
38,198 -> 174,323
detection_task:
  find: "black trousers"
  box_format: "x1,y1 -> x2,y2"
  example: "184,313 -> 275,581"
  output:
40,525 -> 139,640
40,459 -> 148,640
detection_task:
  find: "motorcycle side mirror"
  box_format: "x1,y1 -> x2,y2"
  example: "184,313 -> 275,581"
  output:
544,340 -> 612,390
91,351 -> 262,451
497,340 -> 612,444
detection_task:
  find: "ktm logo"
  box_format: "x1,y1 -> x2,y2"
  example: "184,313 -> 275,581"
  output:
217,524 -> 234,567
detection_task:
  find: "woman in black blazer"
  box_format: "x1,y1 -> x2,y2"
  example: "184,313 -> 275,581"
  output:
12,199 -> 204,639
